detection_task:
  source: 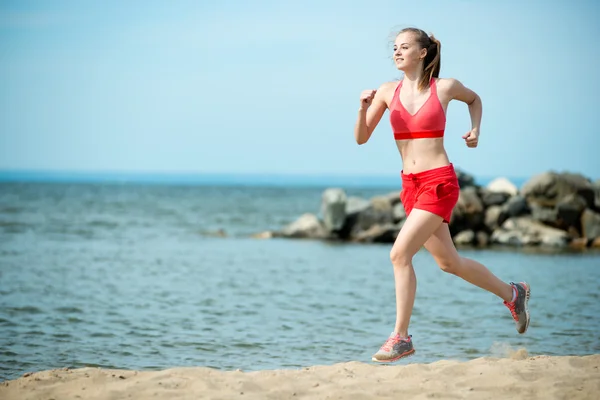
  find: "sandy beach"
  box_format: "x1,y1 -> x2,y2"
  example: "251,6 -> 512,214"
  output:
2,353 -> 598,400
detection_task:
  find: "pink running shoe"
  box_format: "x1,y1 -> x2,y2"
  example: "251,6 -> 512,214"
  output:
372,333 -> 415,363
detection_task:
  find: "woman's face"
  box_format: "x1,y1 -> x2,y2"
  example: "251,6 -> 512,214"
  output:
393,32 -> 426,71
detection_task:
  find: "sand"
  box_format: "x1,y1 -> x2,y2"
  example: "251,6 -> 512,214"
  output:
1,354 -> 598,400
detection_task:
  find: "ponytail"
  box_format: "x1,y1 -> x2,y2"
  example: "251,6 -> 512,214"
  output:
420,35 -> 441,91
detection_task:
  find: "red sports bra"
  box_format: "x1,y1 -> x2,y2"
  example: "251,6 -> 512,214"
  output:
389,78 -> 446,140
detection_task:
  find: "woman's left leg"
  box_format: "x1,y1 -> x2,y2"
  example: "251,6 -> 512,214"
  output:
423,223 -> 531,334
423,223 -> 513,301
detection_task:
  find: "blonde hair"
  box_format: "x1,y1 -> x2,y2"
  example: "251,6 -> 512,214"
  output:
398,27 -> 441,91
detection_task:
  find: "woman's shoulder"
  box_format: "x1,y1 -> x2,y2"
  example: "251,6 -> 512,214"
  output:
434,77 -> 477,102
377,80 -> 401,95
434,77 -> 465,91
378,80 -> 400,89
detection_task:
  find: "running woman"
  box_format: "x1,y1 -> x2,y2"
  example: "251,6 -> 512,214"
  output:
353,27 -> 530,363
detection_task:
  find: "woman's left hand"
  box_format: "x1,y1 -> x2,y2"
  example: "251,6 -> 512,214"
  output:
462,129 -> 479,148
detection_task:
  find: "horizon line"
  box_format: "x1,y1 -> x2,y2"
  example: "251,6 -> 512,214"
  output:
0,168 -> 532,179
0,168 -> 536,188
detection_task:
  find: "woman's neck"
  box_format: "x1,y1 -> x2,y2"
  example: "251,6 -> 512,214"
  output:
401,69 -> 425,91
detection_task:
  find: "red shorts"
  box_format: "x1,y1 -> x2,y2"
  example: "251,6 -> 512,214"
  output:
400,164 -> 460,223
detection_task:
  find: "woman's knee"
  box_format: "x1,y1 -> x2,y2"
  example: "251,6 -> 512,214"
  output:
390,246 -> 412,267
437,255 -> 462,274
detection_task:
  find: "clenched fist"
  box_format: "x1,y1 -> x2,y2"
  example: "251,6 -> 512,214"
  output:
462,128 -> 479,148
359,89 -> 377,109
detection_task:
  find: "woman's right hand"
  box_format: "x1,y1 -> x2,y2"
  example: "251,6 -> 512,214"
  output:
359,89 -> 377,109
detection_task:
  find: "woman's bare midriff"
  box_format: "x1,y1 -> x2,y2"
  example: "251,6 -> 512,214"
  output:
395,137 -> 450,174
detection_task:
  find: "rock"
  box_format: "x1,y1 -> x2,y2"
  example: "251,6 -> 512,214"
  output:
593,179 -> 600,210
450,187 -> 485,232
492,216 -> 569,248
592,237 -> 600,249
337,196 -> 370,239
479,189 -> 511,207
352,223 -> 400,243
562,173 -> 596,207
484,205 -> 503,231
370,195 -> 394,213
499,195 -> 529,226
504,195 -> 529,217
556,194 -> 587,231
381,191 -> 402,206
251,231 -> 273,239
581,208 -> 600,239
520,172 -> 559,206
266,169 -> 599,251
392,202 -> 407,222
454,230 -> 475,245
456,169 -> 476,188
340,197 -> 394,239
345,196 -> 371,215
486,177 -> 518,196
321,188 -> 347,232
491,228 -> 539,247
521,171 -> 595,208
476,231 -> 490,247
280,213 -> 328,239
569,237 -> 588,250
529,203 -> 557,225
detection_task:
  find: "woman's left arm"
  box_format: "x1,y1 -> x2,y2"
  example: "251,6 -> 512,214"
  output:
445,78 -> 482,148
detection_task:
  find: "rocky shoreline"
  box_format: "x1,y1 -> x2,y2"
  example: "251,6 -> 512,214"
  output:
254,170 -> 600,250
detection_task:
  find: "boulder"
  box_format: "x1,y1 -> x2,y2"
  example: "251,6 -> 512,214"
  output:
346,196 -> 371,215
456,169 -> 476,188
336,196 -> 369,239
529,203 -> 557,225
484,205 -> 503,231
479,188 -> 511,207
555,193 -> 587,231
593,179 -> 600,210
370,195 -> 394,213
476,231 -> 490,247
486,177 -> 518,196
341,196 -> 394,239
491,216 -> 569,248
450,187 -> 485,232
521,171 -> 595,208
581,209 -> 600,239
392,202 -> 407,222
454,230 -> 475,245
321,188 -> 347,232
381,191 -> 402,206
252,231 -> 273,239
279,213 -> 328,239
352,223 -> 400,243
498,195 -> 529,226
491,228 -> 539,247
569,238 -> 588,250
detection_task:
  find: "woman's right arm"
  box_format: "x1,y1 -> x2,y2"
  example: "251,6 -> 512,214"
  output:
354,83 -> 392,145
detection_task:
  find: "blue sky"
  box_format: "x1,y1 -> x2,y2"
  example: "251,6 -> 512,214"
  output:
1,0 -> 599,181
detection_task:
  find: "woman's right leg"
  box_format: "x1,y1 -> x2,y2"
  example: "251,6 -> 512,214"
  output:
371,208 -> 444,363
389,208 -> 445,336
